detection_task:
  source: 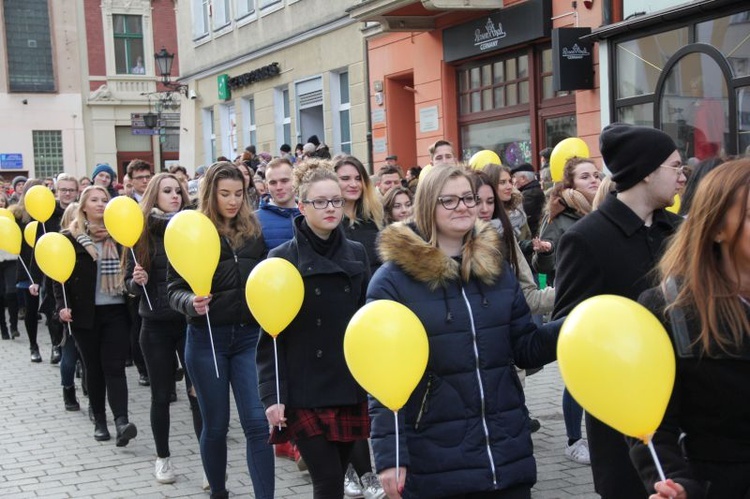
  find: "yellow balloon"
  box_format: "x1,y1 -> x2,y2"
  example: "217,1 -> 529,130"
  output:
24,221 -> 39,248
246,258 -> 304,337
0,208 -> 14,222
557,295 -> 675,441
550,138 -> 590,182
344,300 -> 429,411
25,185 -> 56,223
666,194 -> 681,214
0,218 -> 22,254
104,196 -> 144,247
164,210 -> 220,296
469,150 -> 501,170
35,232 -> 76,283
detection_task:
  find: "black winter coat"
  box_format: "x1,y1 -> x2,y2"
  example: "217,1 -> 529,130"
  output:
631,286 -> 750,498
343,215 -> 381,275
367,222 -> 561,498
257,219 -> 369,409
167,231 -> 266,327
125,213 -> 185,322
519,180 -> 545,238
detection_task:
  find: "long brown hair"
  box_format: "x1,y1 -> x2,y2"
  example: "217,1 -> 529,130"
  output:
199,161 -> 261,248
659,159 -> 750,355
333,155 -> 384,229
545,157 -> 594,222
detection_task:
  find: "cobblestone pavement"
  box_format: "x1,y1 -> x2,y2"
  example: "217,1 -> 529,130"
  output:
0,322 -> 598,498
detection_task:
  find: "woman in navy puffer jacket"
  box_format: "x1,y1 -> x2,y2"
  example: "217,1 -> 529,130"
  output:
367,166 -> 562,499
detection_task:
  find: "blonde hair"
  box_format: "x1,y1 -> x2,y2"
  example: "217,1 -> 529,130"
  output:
334,156 -> 384,229
292,158 -> 339,200
413,165 -> 475,247
199,161 -> 261,248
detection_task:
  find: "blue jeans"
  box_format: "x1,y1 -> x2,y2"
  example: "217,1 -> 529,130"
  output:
563,388 -> 584,441
59,328 -> 78,387
185,322 -> 274,498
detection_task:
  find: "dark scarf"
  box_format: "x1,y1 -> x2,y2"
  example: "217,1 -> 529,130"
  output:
298,219 -> 342,259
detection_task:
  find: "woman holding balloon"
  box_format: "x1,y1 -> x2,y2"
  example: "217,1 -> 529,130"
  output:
367,165 -> 562,499
633,160 -> 750,498
53,185 -> 137,446
257,159 -> 372,499
124,173 -> 201,485
167,162 -> 273,499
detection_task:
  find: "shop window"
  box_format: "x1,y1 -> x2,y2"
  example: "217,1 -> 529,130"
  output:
617,103 -> 654,127
274,87 -> 291,151
32,130 -> 63,178
739,87 -> 750,155
458,53 -> 529,115
4,0 -> 55,92
242,97 -> 257,148
543,116 -> 577,149
203,108 -> 216,164
697,11 -> 750,78
114,15 -> 145,75
461,117 -> 532,168
332,72 -> 352,155
615,28 -> 688,99
220,102 -> 238,159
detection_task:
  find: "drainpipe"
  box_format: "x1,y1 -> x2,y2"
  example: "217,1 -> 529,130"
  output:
363,34 -> 374,174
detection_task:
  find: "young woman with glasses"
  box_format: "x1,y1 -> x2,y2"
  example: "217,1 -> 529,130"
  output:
257,158 -> 372,499
368,165 -> 562,499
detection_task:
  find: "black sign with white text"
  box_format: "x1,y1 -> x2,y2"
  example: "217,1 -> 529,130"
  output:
552,27 -> 594,91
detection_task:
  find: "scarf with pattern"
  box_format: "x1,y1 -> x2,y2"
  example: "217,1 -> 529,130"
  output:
70,220 -> 125,296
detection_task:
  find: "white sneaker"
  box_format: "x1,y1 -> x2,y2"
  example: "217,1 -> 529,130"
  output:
565,438 -> 591,465
202,471 -> 228,491
155,457 -> 176,484
361,472 -> 386,499
344,464 -> 364,498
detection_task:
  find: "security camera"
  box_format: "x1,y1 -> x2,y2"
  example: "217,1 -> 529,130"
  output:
188,89 -> 198,100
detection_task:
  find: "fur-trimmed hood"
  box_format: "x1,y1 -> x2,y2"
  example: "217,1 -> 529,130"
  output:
377,221 -> 502,290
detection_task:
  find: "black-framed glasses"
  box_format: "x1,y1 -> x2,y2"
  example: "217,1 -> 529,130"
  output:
437,194 -> 479,210
301,197 -> 345,209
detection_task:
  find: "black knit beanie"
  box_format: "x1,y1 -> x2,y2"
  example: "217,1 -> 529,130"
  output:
599,123 -> 677,192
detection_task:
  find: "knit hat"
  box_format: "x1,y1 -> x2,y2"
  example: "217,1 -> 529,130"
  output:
600,123 -> 677,192
92,163 -> 115,182
12,175 -> 27,188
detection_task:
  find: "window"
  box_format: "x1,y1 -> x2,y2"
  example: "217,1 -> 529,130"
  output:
4,0 -> 55,92
458,53 -> 529,114
193,0 -> 210,38
242,97 -> 257,148
203,108 -> 216,164
220,103 -> 238,158
259,0 -> 282,9
697,13 -> 750,78
275,87 -> 291,150
615,28 -> 688,99
32,131 -> 63,178
332,72 -> 352,154
236,0 -> 256,18
113,15 -> 145,75
541,48 -> 570,100
213,0 -> 231,30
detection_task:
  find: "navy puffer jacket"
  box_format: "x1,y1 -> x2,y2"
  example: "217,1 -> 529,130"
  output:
367,221 -> 561,498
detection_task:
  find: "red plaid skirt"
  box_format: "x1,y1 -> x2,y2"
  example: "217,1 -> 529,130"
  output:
269,402 -> 370,444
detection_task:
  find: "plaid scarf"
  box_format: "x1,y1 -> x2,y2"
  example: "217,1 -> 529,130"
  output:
70,220 -> 125,296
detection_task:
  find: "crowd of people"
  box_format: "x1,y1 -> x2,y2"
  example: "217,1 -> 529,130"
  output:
1,124 -> 749,499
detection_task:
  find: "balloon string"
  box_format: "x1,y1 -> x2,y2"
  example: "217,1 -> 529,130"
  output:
647,438 -> 666,482
394,410 -> 400,486
129,247 -> 153,311
61,282 -> 72,338
205,309 -> 220,378
274,337 -> 282,431
18,257 -> 35,286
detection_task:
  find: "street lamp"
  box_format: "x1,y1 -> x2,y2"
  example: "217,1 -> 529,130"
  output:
143,112 -> 158,128
154,47 -> 188,96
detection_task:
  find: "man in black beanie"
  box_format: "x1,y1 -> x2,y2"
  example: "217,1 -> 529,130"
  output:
552,123 -> 686,499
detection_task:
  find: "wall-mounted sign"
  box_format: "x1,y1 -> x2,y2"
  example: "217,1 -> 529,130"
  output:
552,27 -> 594,91
419,106 -> 439,133
218,74 -> 231,101
373,138 -> 387,154
372,109 -> 386,124
0,153 -> 23,169
227,62 -> 281,91
442,0 -> 551,63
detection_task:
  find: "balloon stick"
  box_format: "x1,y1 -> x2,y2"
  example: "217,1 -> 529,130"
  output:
394,411 -> 400,486
129,248 -> 153,311
274,337 -> 282,431
18,257 -> 35,285
205,309 -> 220,378
61,283 -> 73,338
647,439 -> 666,482
42,222 -> 46,234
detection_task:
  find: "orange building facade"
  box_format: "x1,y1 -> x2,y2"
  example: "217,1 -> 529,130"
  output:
350,0 -> 603,172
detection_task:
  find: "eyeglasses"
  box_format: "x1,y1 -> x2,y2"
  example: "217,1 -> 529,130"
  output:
659,163 -> 687,176
132,174 -> 152,181
437,194 -> 479,210
58,188 -> 77,194
301,197 -> 345,209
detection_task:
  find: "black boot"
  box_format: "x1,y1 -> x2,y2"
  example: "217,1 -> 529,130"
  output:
63,386 -> 80,412
93,413 -> 110,441
210,491 -> 229,499
114,416 -> 137,447
50,346 -> 61,364
30,345 -> 42,363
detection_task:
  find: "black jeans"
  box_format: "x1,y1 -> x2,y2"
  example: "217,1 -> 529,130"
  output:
140,318 -> 202,457
0,261 -> 18,335
127,297 -> 147,376
22,290 -> 39,348
71,304 -> 130,418
295,435 -> 355,499
442,487 -> 531,499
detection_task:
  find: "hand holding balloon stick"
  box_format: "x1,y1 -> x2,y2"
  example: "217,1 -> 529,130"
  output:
557,295 -> 676,482
0,218 -> 35,284
164,211 -> 221,377
245,258 -> 304,430
103,197 -> 153,310
34,233 -> 76,336
344,300 -> 429,488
